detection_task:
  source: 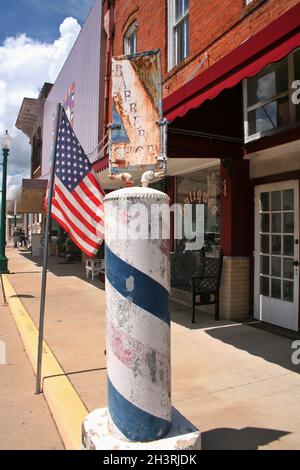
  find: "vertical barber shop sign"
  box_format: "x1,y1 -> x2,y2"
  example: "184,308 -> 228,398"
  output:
111,49 -> 162,173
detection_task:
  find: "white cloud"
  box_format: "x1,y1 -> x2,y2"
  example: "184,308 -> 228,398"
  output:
0,17 -> 81,199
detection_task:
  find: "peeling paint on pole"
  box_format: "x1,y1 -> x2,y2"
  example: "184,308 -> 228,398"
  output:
104,187 -> 171,442
111,50 -> 163,174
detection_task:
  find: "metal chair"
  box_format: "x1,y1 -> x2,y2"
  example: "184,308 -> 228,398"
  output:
190,249 -> 223,323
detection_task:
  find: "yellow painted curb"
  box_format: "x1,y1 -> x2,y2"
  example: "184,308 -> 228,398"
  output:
3,275 -> 89,450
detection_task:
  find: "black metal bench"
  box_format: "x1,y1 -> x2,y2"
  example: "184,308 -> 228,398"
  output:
191,249 -> 223,323
171,248 -> 223,323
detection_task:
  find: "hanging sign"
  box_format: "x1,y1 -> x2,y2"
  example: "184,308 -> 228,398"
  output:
110,49 -> 162,173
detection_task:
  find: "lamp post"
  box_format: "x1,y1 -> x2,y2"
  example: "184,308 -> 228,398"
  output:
0,130 -> 12,273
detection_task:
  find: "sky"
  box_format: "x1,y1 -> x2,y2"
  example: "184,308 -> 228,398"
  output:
0,0 -> 94,199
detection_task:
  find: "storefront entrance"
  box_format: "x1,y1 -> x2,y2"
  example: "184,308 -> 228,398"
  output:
254,180 -> 299,331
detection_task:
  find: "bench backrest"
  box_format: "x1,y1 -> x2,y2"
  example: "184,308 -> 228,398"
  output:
171,249 -> 204,290
198,249 -> 223,291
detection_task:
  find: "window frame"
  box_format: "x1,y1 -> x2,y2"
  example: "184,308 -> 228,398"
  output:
124,22 -> 137,56
168,0 -> 190,71
243,48 -> 300,143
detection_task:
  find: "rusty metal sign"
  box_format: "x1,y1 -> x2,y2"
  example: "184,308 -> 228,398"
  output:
110,49 -> 163,174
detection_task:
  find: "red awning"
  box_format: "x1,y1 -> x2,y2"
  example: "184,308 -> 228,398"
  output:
163,3 -> 300,122
93,156 -> 109,173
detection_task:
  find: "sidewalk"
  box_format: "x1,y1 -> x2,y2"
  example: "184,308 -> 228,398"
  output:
0,301 -> 63,450
3,247 -> 300,450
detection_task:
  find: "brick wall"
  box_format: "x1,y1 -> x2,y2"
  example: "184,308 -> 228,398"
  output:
220,257 -> 250,320
110,0 -> 300,100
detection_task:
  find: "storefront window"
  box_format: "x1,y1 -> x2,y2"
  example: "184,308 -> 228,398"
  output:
244,49 -> 300,141
176,165 -> 221,252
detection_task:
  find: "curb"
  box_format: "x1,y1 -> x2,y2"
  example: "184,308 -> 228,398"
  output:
3,275 -> 89,450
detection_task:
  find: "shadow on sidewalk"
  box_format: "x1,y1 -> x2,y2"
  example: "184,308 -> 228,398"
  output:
10,294 -> 35,299
205,323 -> 300,373
171,300 -> 234,331
17,251 -> 105,289
202,426 -> 290,450
42,366 -> 107,385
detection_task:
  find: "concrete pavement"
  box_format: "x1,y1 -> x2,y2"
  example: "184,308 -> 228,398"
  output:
3,247 -> 300,450
0,301 -> 63,450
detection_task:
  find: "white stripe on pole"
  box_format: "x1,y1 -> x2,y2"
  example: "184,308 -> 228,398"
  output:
105,278 -> 170,353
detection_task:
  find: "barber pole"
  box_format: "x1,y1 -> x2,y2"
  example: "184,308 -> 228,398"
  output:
104,186 -> 171,442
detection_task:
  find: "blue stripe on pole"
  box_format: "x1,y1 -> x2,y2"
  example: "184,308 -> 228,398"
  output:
105,245 -> 170,326
108,378 -> 171,442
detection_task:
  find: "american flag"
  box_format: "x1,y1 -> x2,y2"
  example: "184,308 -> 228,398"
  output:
50,108 -> 105,257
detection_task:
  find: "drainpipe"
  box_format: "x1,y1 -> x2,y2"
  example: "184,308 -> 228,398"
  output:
103,1 -> 115,141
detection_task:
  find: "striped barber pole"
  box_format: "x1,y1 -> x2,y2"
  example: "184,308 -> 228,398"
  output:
104,187 -> 172,442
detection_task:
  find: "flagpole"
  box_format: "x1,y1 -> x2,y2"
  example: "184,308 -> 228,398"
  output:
35,102 -> 62,394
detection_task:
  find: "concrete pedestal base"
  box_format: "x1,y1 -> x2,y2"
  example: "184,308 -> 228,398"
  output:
82,407 -> 201,450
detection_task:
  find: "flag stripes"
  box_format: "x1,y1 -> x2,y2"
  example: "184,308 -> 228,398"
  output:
49,107 -> 104,256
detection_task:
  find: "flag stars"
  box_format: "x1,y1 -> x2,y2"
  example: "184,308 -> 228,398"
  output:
55,110 -> 91,192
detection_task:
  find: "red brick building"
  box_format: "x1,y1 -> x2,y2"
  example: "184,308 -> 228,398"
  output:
96,0 -> 300,331
16,0 -> 300,331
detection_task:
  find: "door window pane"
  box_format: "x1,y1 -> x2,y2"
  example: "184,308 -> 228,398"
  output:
260,276 -> 269,297
271,235 -> 281,254
283,236 -> 294,256
261,235 -> 269,254
283,258 -> 294,280
271,257 -> 281,277
271,278 -> 281,299
271,191 -> 281,211
283,213 -> 294,233
271,213 -> 281,233
261,214 -> 270,232
283,281 -> 294,302
261,256 -> 269,275
283,190 -> 294,210
260,192 -> 269,212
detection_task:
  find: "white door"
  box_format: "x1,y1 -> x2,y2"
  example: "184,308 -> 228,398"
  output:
254,180 -> 299,331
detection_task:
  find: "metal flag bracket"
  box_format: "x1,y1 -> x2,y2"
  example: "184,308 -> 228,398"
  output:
141,118 -> 169,188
